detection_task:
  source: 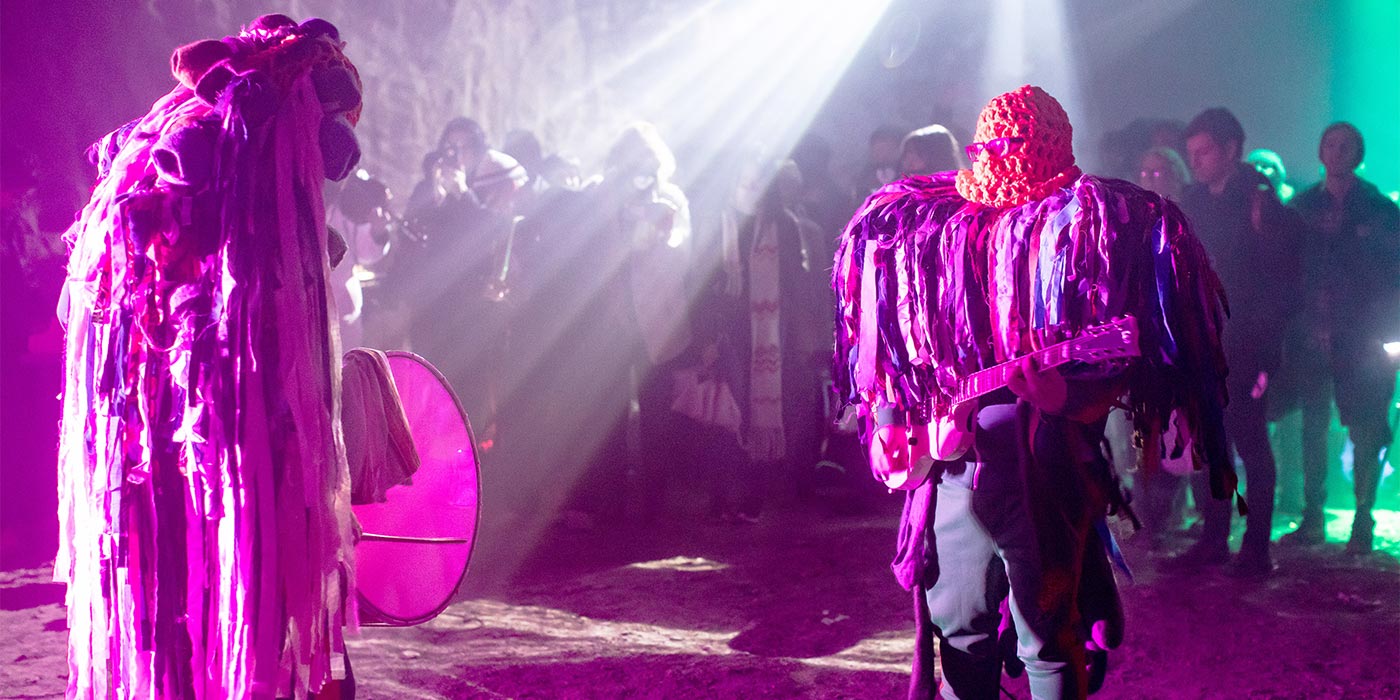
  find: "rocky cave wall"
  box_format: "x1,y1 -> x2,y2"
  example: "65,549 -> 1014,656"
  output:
2,0 -> 689,215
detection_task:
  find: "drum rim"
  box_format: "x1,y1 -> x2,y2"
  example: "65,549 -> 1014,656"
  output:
356,349 -> 483,627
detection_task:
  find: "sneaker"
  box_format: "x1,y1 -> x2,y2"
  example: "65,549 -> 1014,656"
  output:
1162,540 -> 1230,570
1280,519 -> 1325,546
1227,549 -> 1274,579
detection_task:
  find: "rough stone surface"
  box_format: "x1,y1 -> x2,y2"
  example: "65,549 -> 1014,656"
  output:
5,502 -> 1398,699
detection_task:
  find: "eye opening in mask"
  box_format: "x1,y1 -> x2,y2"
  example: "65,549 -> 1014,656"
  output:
965,136 -> 1026,162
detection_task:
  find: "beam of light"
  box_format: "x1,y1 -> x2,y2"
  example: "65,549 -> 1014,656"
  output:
627,556 -> 731,572
981,0 -> 1087,151
546,0 -> 897,182
459,0 -> 894,584
1334,0 -> 1400,197
794,632 -> 912,674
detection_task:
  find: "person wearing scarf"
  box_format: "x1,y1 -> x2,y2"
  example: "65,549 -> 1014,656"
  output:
716,158 -> 824,518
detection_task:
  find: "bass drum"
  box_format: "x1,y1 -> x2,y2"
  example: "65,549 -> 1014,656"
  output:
353,351 -> 481,626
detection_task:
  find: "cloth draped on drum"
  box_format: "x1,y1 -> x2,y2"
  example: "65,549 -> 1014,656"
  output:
342,348 -> 421,506
54,21 -> 361,699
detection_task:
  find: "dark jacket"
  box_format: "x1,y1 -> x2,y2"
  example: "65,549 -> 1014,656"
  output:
1182,164 -> 1303,377
1289,177 -> 1400,350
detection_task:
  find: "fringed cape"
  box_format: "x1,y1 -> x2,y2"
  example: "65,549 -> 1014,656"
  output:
831,172 -> 1236,589
55,72 -> 354,699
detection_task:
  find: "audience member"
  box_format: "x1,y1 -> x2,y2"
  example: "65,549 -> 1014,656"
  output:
1281,122 -> 1400,554
703,156 -> 827,518
852,124 -> 905,199
1171,108 -> 1301,577
1246,148 -> 1295,203
1124,146 -> 1194,541
1137,146 -> 1191,201
399,117 -> 523,440
897,124 -> 964,176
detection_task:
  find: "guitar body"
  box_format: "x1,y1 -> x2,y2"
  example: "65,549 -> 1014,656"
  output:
868,316 -> 1142,492
879,451 -> 934,491
929,400 -> 977,461
875,400 -> 976,491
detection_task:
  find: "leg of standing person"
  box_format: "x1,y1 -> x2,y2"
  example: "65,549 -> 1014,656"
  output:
925,404 -> 1094,700
924,478 -> 1009,700
998,409 -> 1095,700
1227,371 -> 1277,575
1282,370 -> 1332,544
781,354 -> 822,502
1176,467 -> 1232,566
637,356 -> 682,524
1335,349 -> 1398,554
1347,423 -> 1387,553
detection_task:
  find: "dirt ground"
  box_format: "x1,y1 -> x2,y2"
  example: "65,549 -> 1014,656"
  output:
3,487 -> 1397,700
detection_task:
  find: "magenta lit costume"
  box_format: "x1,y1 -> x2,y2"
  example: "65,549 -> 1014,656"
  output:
55,15 -> 363,699
833,86 -> 1238,697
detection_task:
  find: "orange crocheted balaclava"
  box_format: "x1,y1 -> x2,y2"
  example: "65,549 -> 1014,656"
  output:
955,85 -> 1081,208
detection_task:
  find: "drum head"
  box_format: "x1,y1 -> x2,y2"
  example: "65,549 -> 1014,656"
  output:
353,351 -> 481,625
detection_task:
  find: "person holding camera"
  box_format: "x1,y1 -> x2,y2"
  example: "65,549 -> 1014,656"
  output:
396,117 -> 526,439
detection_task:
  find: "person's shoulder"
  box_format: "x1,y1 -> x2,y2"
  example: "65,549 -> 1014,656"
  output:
870,171 -> 962,205
1290,181 -> 1325,204
1231,164 -> 1278,201
1077,173 -> 1149,196
1074,175 -> 1194,233
1180,181 -> 1209,203
1355,179 -> 1399,212
1073,174 -> 1161,208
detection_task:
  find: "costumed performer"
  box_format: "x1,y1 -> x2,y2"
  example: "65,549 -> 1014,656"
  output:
832,85 -> 1238,699
55,14 -> 365,699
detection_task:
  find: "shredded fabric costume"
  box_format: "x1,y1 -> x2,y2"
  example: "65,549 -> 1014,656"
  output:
834,169 -> 1236,586
55,15 -> 364,699
832,85 -> 1236,698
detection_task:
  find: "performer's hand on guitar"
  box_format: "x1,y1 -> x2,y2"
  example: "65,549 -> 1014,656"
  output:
1007,354 -> 1068,415
869,424 -> 912,483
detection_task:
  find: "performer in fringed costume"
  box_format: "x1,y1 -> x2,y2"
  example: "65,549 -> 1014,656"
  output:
55,14 -> 365,699
832,86 -> 1239,698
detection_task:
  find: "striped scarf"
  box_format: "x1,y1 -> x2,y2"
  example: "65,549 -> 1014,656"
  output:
747,212 -> 785,461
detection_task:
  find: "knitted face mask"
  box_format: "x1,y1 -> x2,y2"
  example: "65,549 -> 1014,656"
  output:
955,85 -> 1081,208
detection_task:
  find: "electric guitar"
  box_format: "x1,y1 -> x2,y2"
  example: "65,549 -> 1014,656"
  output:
875,315 -> 1141,490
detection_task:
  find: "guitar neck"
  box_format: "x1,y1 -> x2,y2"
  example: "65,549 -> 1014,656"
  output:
949,341 -> 1077,406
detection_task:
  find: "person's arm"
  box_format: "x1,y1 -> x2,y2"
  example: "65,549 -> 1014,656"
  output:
1007,355 -> 1126,423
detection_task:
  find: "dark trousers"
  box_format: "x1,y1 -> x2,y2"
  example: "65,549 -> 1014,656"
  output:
1193,371 -> 1276,555
1296,375 -> 1334,523
636,355 -> 686,522
1315,347 -> 1396,521
922,403 -> 1093,700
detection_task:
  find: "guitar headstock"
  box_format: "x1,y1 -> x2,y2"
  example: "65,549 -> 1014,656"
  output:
1067,315 -> 1141,362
